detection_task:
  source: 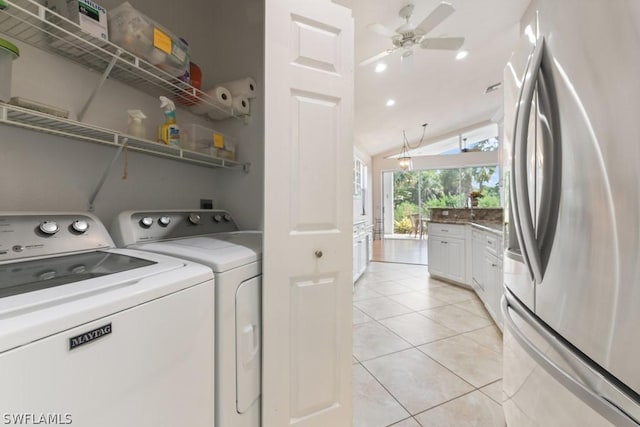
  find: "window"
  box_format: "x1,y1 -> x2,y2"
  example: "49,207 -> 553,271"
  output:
393,166 -> 501,232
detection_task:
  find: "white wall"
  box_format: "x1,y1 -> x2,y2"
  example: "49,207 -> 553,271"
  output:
1,0 -> 264,229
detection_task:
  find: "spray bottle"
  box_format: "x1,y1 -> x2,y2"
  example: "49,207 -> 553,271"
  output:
157,96 -> 180,146
127,110 -> 147,139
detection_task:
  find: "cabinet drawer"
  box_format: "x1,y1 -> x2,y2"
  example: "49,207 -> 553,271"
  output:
429,223 -> 464,237
485,234 -> 501,256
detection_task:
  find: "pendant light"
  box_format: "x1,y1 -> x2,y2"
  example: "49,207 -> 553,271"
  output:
398,123 -> 428,171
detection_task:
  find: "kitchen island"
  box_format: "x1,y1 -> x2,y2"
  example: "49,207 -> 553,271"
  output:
427,208 -> 504,328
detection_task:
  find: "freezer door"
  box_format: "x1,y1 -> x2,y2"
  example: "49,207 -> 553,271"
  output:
533,0 -> 640,396
503,291 -> 640,426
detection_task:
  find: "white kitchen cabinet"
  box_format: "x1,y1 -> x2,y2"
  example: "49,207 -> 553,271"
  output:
484,251 -> 503,327
471,226 -> 504,329
353,221 -> 369,282
428,223 -> 467,285
471,229 -> 486,295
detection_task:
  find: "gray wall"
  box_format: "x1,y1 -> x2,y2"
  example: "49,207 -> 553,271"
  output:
0,0 -> 264,230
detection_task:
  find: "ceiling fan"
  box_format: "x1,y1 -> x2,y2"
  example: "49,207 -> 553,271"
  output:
360,2 -> 465,66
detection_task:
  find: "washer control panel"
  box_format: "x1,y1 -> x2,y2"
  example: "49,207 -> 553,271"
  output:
111,209 -> 240,246
0,213 -> 113,262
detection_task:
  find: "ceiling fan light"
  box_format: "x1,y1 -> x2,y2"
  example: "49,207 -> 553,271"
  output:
456,50 -> 469,60
375,62 -> 388,73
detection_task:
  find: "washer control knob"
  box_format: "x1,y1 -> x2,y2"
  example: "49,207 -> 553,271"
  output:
159,216 -> 171,226
38,270 -> 57,280
188,213 -> 201,225
213,214 -> 223,223
70,265 -> 87,274
39,221 -> 59,235
140,217 -> 153,228
71,220 -> 89,233
223,214 -> 232,222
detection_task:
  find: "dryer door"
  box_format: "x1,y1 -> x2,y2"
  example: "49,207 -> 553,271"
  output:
236,276 -> 261,413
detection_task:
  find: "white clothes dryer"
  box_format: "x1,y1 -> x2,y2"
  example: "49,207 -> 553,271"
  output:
111,209 -> 262,427
0,212 -> 215,427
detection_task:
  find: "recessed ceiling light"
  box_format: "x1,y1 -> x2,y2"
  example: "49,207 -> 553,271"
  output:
386,99 -> 395,107
456,50 -> 469,60
375,63 -> 387,73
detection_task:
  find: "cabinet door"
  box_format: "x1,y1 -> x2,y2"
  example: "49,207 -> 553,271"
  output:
428,238 -> 446,278
484,253 -> 504,327
484,252 -> 504,327
263,1 -> 354,426
472,232 -> 486,294
353,240 -> 359,282
359,239 -> 367,275
445,238 -> 466,283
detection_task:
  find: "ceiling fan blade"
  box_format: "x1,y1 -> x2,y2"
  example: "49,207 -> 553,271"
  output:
416,2 -> 455,35
367,23 -> 397,38
420,37 -> 465,50
359,49 -> 395,66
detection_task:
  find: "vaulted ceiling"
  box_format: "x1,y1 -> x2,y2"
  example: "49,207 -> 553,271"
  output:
333,0 -> 531,156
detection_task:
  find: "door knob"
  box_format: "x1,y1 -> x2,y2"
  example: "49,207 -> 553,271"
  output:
315,250 -> 323,258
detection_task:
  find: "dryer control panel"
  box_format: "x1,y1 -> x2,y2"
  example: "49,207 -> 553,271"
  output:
0,212 -> 113,262
111,209 -> 240,247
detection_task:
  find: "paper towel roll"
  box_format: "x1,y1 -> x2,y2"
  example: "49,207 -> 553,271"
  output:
232,96 -> 250,115
190,86 -> 233,115
208,95 -> 250,120
217,77 -> 257,99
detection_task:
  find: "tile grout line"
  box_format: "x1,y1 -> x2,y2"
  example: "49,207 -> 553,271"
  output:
354,266 -> 504,425
360,313 -> 502,418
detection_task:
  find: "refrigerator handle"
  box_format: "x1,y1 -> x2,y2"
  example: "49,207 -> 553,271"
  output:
513,37 -> 545,284
535,50 -> 563,273
502,292 -> 640,427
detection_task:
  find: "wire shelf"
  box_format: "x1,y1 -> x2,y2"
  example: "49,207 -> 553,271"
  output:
0,103 -> 246,170
0,0 -> 237,118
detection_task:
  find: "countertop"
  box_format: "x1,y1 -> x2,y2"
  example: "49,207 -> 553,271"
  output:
428,219 -> 504,235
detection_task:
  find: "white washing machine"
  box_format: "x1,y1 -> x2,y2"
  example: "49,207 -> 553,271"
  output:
111,209 -> 262,427
0,212 -> 215,427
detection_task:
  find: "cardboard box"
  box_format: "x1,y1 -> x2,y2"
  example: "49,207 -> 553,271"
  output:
46,0 -> 108,41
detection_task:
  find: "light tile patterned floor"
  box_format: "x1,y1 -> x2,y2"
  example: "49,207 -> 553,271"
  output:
353,262 -> 505,427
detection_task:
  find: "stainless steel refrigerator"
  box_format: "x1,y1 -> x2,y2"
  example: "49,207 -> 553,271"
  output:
501,1 -> 640,425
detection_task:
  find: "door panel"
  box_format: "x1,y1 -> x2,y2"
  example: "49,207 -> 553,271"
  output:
427,238 -> 445,278
290,90 -> 340,231
263,1 -> 354,426
236,277 -> 261,414
290,275 -> 339,420
445,238 -> 465,284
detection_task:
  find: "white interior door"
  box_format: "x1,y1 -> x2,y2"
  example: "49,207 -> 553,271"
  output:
263,1 -> 354,426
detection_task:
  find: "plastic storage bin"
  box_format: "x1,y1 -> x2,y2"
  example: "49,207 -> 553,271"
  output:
108,2 -> 188,77
0,38 -> 19,102
181,124 -> 236,160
